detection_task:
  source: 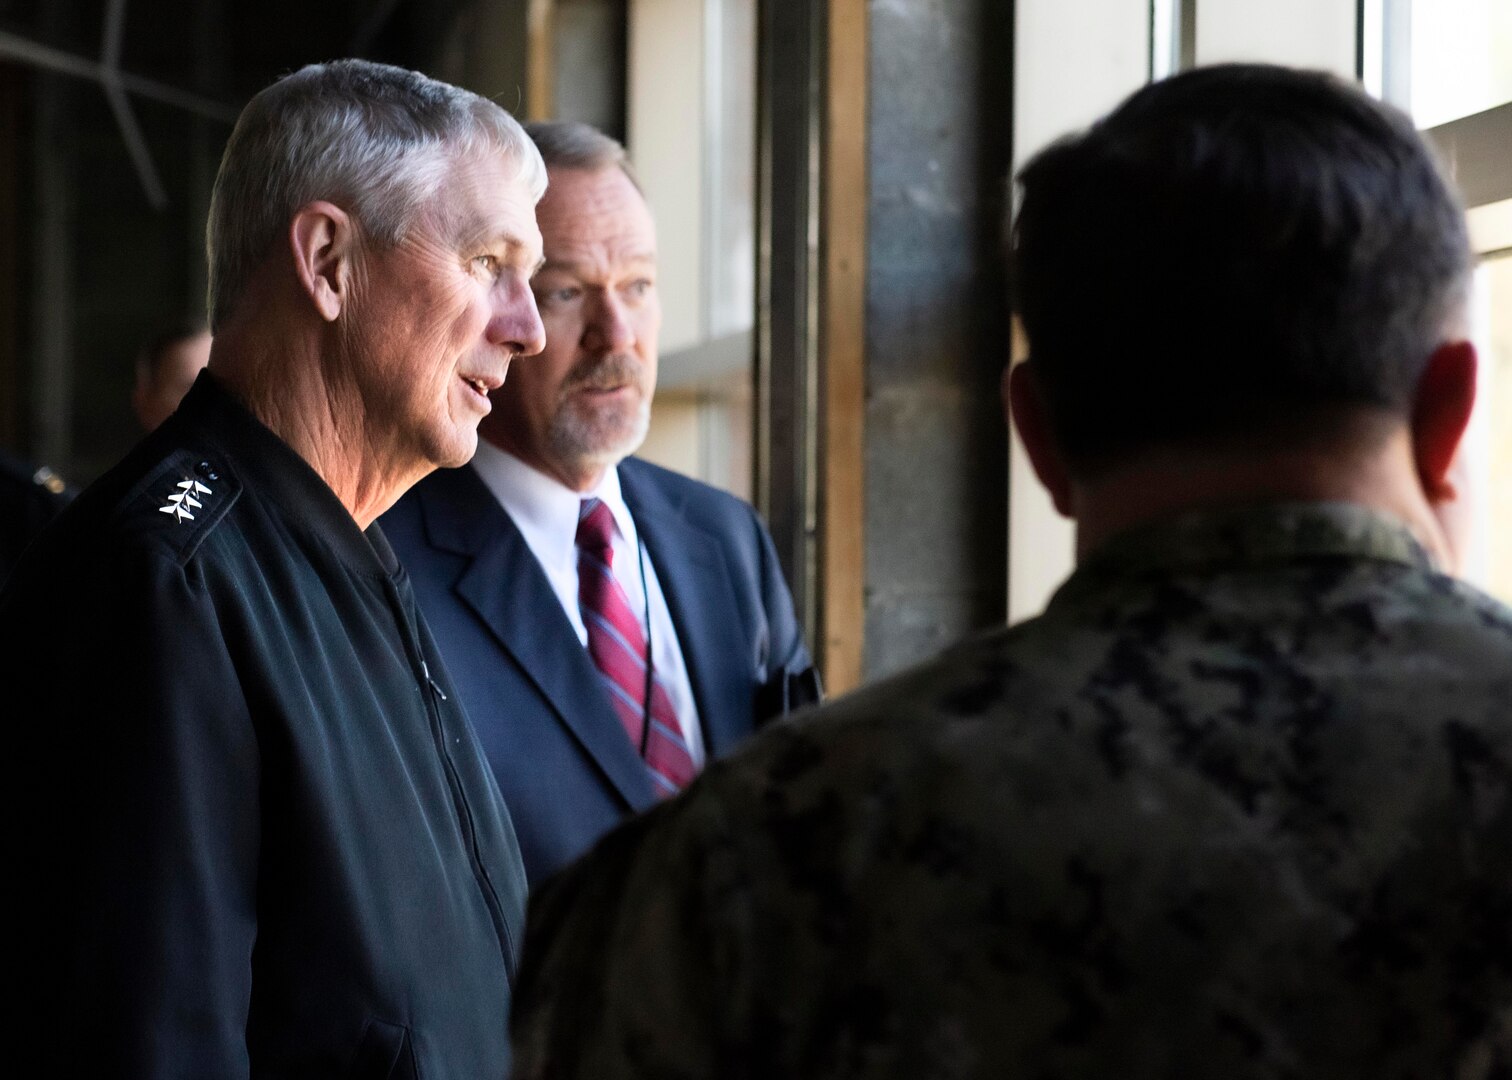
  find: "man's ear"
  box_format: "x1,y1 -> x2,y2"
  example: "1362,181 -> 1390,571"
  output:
1412,339 -> 1477,502
1005,360 -> 1074,517
288,201 -> 356,323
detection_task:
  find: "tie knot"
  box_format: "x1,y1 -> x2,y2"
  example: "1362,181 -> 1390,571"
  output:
576,498 -> 617,563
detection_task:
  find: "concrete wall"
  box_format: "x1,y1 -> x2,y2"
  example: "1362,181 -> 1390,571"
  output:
862,0 -> 1014,677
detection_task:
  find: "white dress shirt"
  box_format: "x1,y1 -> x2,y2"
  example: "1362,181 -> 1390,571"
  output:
470,441 -> 706,767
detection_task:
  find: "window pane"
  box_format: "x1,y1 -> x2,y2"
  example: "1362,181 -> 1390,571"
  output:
1463,252 -> 1512,603
1409,0 -> 1512,127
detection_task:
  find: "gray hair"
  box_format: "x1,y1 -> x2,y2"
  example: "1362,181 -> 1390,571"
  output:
523,120 -> 640,190
207,59 -> 547,331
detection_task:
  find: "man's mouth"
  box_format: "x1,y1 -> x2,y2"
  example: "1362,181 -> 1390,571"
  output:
461,368 -> 506,397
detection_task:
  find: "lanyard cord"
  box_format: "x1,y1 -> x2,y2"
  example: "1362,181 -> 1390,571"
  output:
637,534 -> 654,758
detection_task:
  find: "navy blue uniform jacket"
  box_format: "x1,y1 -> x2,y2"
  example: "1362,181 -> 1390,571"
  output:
382,458 -> 817,885
3,374 -> 527,1079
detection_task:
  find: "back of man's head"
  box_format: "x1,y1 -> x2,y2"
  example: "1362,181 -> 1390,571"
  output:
522,120 -> 639,187
207,58 -> 546,332
1012,63 -> 1471,476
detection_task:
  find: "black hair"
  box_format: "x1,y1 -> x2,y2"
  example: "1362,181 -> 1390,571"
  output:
1012,63 -> 1471,473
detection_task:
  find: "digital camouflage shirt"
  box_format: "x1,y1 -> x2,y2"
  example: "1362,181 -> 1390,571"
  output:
511,503 -> 1512,1080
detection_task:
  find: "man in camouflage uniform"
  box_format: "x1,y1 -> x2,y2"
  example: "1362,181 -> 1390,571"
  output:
510,64 -> 1512,1078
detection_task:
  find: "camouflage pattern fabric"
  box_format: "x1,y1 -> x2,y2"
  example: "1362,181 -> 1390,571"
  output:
512,502 -> 1512,1079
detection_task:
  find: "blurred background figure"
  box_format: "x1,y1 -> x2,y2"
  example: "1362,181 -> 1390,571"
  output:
132,322 -> 210,432
0,448 -> 73,585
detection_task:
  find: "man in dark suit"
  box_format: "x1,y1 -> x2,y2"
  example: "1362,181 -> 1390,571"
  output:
383,121 -> 817,885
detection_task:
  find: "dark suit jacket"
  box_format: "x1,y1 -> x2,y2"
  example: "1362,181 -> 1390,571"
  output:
382,456 -> 817,885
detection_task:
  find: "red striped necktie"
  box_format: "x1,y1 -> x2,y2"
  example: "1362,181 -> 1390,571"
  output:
575,498 -> 696,798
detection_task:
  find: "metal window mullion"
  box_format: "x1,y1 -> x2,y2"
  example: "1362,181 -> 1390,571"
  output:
754,0 -> 824,634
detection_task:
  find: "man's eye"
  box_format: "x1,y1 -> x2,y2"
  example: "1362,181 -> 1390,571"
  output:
472,255 -> 499,275
626,279 -> 653,299
540,286 -> 581,304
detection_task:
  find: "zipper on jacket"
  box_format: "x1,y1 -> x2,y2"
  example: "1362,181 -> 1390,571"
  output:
384,579 -> 518,981
420,659 -> 448,701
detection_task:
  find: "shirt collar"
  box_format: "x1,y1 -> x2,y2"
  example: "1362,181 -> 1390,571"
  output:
471,441 -> 636,560
1051,501 -> 1438,613
177,370 -> 400,578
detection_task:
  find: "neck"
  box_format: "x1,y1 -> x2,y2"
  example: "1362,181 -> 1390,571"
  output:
553,462 -> 609,495
480,428 -> 609,494
1072,428 -> 1455,569
210,329 -> 427,530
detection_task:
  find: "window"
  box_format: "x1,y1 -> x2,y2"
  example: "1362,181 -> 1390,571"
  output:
1464,251 -> 1512,601
1405,0 -> 1512,127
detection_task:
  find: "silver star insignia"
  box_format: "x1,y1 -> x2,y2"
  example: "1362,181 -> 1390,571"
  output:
158,478 -> 212,523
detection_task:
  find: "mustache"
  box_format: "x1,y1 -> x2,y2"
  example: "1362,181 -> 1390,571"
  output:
562,354 -> 645,393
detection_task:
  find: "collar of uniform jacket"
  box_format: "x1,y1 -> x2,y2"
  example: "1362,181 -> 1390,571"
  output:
1051,501 -> 1440,612
173,370 -> 402,578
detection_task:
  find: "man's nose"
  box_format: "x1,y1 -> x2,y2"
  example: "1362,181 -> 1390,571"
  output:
490,279 -> 546,357
584,290 -> 637,355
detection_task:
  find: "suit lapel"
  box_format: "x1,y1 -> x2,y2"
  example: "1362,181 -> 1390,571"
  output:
621,461 -> 752,759
419,466 -> 656,812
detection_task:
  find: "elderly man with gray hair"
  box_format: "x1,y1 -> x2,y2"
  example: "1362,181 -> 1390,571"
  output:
3,60 -> 546,1077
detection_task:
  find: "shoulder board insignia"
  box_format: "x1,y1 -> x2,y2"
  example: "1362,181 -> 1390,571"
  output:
158,477 -> 214,523
113,451 -> 240,564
